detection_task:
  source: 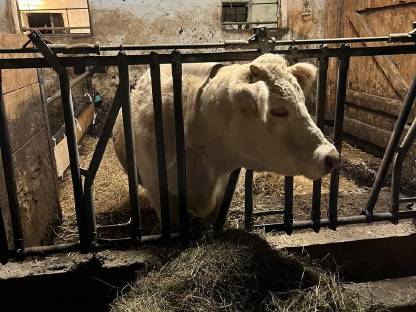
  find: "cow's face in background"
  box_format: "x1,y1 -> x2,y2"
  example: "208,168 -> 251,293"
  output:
226,54 -> 339,180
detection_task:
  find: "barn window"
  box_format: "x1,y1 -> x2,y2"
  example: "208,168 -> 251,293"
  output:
15,0 -> 92,35
222,1 -> 279,30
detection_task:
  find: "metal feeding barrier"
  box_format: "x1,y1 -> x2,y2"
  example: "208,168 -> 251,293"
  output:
1,24 -> 416,265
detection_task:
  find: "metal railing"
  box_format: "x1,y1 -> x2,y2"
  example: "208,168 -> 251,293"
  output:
0,25 -> 416,265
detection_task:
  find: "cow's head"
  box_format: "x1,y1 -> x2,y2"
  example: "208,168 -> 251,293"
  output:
224,54 -> 339,180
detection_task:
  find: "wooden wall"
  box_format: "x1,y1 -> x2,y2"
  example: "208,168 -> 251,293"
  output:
0,33 -> 61,248
325,0 -> 416,192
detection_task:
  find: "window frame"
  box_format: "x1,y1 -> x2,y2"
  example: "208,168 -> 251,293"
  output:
14,0 -> 93,36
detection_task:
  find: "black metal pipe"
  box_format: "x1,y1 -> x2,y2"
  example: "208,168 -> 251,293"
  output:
311,53 -> 329,233
171,51 -> 189,243
283,176 -> 294,235
3,31 -> 416,55
390,116 -> 416,222
365,76 -> 416,216
328,44 -> 350,230
149,52 -> 171,240
0,70 -> 24,255
244,169 -> 254,231
253,209 -> 284,217
258,211 -> 416,232
3,45 -> 416,69
214,168 -> 241,232
82,87 -> 123,244
28,31 -> 90,251
118,52 -> 142,240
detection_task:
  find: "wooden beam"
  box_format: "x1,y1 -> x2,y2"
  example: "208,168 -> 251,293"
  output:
348,12 -> 409,99
344,116 -> 393,148
54,103 -> 95,177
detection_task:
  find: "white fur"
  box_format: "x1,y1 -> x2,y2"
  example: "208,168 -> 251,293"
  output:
112,54 -> 338,229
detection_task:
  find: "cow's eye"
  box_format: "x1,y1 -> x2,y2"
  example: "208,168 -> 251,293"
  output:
270,109 -> 289,118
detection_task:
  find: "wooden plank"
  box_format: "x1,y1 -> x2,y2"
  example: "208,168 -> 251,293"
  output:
3,83 -> 45,152
347,12 -> 409,99
0,127 -> 61,248
346,90 -> 416,119
54,103 -> 96,177
0,33 -> 38,94
344,116 -> 393,148
355,0 -> 416,11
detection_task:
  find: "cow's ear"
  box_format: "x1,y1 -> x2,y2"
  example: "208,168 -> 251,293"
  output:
289,62 -> 317,95
234,81 -> 269,121
250,64 -> 261,77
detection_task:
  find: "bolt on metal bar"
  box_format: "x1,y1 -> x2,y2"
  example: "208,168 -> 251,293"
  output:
215,168 -> 241,232
118,52 -> 142,240
244,169 -> 254,231
311,52 -> 329,233
0,70 -> 24,255
328,44 -> 350,230
171,51 -> 189,243
28,31 -> 90,251
391,116 -> 416,223
149,51 -> 171,240
365,76 -> 416,216
283,176 -> 294,235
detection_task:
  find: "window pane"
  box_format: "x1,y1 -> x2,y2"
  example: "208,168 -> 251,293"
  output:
236,14 -> 247,22
236,7 -> 247,14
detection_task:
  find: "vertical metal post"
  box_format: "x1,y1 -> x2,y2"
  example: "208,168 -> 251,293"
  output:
328,44 -> 350,230
149,51 -> 171,240
244,169 -> 254,231
283,176 -> 294,235
28,31 -> 90,250
311,53 -> 329,233
171,51 -> 189,243
0,70 -> 24,255
391,117 -> 416,223
365,76 -> 416,216
117,52 -> 141,240
215,168 -> 241,232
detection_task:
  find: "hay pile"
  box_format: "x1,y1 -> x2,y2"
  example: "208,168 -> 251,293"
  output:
111,230 -> 381,312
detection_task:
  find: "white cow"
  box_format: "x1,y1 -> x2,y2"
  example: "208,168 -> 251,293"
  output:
113,54 -> 340,229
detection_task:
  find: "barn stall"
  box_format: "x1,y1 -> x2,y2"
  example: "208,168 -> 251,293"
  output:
1,0 -> 416,311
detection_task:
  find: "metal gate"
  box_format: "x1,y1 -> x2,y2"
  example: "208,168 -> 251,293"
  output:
1,25 -> 416,265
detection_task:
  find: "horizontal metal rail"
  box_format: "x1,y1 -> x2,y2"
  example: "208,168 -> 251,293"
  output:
0,29 -> 414,55
2,45 -> 416,70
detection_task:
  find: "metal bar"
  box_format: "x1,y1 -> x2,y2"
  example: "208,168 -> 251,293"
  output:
258,211 -> 416,232
171,51 -> 189,243
365,76 -> 416,216
391,116 -> 416,222
222,21 -> 278,25
283,177 -> 294,235
28,31 -> 89,250
4,44 -> 416,69
400,197 -> 416,203
253,209 -> 284,217
22,26 -> 90,31
215,168 -> 241,232
83,87 -> 123,243
328,44 -> 350,230
311,53 -> 329,233
244,169 -> 254,231
47,69 -> 90,104
118,52 -> 141,240
0,70 -> 24,255
3,30 -> 416,55
149,52 -> 171,240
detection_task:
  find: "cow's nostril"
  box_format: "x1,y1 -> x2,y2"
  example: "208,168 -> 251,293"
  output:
325,152 -> 340,172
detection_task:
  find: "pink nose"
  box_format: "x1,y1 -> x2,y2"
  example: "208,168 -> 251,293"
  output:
325,150 -> 341,172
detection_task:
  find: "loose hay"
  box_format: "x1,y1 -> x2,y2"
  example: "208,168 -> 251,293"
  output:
111,230 -> 382,312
